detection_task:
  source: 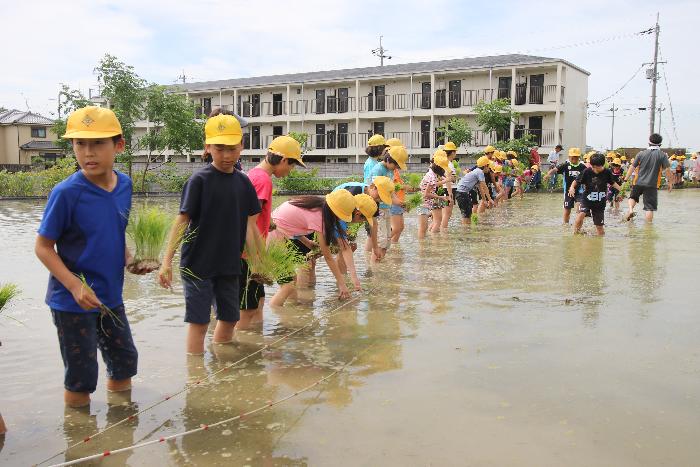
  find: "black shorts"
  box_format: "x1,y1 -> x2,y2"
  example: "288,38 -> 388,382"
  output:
455,191 -> 473,218
182,273 -> 240,324
564,192 -> 583,210
579,204 -> 605,226
239,259 -> 265,311
629,185 -> 658,211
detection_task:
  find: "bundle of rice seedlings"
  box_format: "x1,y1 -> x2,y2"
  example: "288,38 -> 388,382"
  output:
74,273 -> 124,334
127,206 -> 173,271
394,182 -> 403,192
618,181 -> 631,199
471,213 -> 479,224
405,173 -> 423,191
346,222 -> 362,241
0,283 -> 20,313
245,240 -> 307,285
405,192 -> 423,212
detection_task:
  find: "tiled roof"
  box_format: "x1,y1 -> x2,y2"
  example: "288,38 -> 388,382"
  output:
175,54 -> 589,92
0,109 -> 54,125
20,140 -> 62,150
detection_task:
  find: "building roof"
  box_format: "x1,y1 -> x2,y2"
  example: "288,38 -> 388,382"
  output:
0,109 -> 54,125
175,54 -> 589,93
20,140 -> 62,151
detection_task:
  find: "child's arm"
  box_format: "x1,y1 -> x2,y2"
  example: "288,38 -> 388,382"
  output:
244,214 -> 264,264
339,239 -> 361,291
370,222 -> 383,260
35,235 -> 101,310
158,213 -> 190,289
317,231 -> 351,300
612,182 -> 622,191
568,180 -> 578,197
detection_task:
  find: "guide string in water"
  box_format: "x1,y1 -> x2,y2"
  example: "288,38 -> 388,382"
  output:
35,286 -> 376,466
48,345 -> 374,467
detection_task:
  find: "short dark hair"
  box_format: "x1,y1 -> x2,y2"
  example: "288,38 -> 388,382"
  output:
111,134 -> 123,144
385,155 -> 398,166
431,163 -> 445,177
266,152 -> 284,165
649,133 -> 663,145
555,145 -> 563,150
365,145 -> 385,158
445,149 -> 457,156
590,153 -> 606,167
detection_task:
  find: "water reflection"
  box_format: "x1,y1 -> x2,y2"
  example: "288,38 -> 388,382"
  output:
628,225 -> 664,307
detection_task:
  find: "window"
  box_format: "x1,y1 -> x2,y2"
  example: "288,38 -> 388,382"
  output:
448,80 -> 461,108
273,126 -> 284,136
31,127 -> 46,138
272,93 -> 283,116
251,126 -> 260,149
337,158 -> 348,163
243,132 -> 251,150
338,123 -> 349,149
373,122 -> 384,136
202,97 -> 212,117
315,124 -> 325,149
251,157 -> 261,163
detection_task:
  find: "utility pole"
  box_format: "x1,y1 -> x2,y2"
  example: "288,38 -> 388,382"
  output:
609,103 -> 618,150
648,13 -> 660,135
176,70 -> 188,84
372,36 -> 392,66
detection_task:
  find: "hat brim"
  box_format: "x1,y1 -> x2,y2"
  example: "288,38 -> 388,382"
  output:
376,186 -> 392,205
397,160 -> 407,170
62,130 -> 122,139
360,211 -> 374,226
205,134 -> 242,145
286,156 -> 306,168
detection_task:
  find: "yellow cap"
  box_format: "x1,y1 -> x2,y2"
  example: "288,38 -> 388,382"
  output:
354,194 -> 377,226
370,175 -> 395,205
495,151 -> 506,161
680,155 -> 686,160
506,150 -> 517,158
433,150 -> 450,172
477,156 -> 490,168
205,114 -> 242,145
531,165 -> 539,171
62,106 -> 122,139
268,135 -> 305,167
620,155 -> 627,161
388,145 -> 408,170
325,189 -> 355,222
606,151 -> 616,159
385,137 -> 403,147
510,158 -> 520,167
568,147 -> 581,157
493,164 -> 503,173
443,141 -> 458,151
612,158 -> 621,165
367,134 -> 387,146
484,145 -> 496,154
670,155 -> 676,160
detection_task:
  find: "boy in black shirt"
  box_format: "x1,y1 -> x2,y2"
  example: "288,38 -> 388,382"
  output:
569,153 -> 621,236
544,147 -> 586,223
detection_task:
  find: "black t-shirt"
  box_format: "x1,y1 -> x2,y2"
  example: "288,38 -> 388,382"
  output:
576,167 -> 614,209
556,161 -> 586,192
610,168 -> 623,186
179,165 -> 261,278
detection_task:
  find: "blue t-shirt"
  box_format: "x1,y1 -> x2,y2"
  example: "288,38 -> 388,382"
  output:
179,165 -> 261,279
456,168 -> 485,192
38,171 -> 132,313
369,163 -> 392,208
363,157 -> 379,185
333,182 -> 367,196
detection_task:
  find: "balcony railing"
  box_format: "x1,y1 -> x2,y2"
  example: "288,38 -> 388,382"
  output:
543,85 -> 565,104
305,132 -> 356,150
411,93 -> 432,110
514,128 -> 562,147
529,86 -> 544,105
310,96 -> 356,114
359,94 -> 409,112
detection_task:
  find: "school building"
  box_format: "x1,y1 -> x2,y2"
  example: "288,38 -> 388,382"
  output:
0,109 -> 61,168
148,53 -> 588,165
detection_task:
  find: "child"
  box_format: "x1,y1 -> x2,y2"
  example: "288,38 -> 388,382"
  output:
544,147 -> 586,224
363,134 -> 387,185
385,138 -> 408,242
440,141 -> 458,230
34,106 -> 154,407
418,152 -> 450,239
238,135 -> 305,330
608,157 -> 624,211
268,190 -> 356,306
369,145 -> 408,255
158,113 -> 262,355
455,156 -> 492,225
335,193 -> 378,285
570,153 -> 621,236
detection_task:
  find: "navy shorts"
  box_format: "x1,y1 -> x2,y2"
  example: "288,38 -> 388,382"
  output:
455,191 -> 474,218
240,259 -> 265,311
564,192 -> 583,210
579,204 -> 605,226
182,274 -> 240,324
51,306 -> 138,393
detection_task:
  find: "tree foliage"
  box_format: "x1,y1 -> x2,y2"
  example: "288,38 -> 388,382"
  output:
50,85 -> 92,154
494,135 -> 536,167
288,132 -> 309,154
437,117 -> 472,148
474,98 -> 520,134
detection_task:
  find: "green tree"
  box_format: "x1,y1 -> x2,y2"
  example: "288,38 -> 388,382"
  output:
437,117 -> 472,148
494,134 -> 536,167
474,98 -> 520,135
288,131 -> 310,154
50,85 -> 92,155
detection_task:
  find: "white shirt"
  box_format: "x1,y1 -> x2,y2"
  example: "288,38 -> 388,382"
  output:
547,150 -> 561,165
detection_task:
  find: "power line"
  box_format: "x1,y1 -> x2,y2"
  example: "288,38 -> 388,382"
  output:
659,47 -> 679,144
589,64 -> 645,107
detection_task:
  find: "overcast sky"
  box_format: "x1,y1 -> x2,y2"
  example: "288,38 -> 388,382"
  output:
2,0 -> 696,151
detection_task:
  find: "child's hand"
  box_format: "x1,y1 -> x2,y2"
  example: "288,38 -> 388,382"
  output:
568,187 -> 576,198
158,263 -> 173,290
338,283 -> 351,300
69,282 -> 101,311
352,276 -> 362,291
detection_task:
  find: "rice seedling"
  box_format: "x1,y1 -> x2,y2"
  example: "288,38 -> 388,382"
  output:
346,222 -> 362,241
0,283 -> 20,313
471,213 -> 479,224
618,181 -> 630,199
394,182 -> 403,192
244,239 -> 307,286
74,273 -> 124,335
405,192 -> 423,212
405,173 -> 423,191
127,206 -> 173,271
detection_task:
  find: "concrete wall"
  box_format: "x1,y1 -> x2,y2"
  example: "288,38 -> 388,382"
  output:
562,66 -> 588,150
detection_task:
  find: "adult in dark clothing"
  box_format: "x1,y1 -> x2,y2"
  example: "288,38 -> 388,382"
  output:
624,133 -> 673,223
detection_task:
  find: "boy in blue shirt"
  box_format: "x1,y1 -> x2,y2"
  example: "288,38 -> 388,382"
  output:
158,114 -> 261,355
363,134 -> 387,185
368,145 -> 408,256
35,106 -> 155,407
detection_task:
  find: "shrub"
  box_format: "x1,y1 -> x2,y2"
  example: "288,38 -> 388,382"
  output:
154,162 -> 191,192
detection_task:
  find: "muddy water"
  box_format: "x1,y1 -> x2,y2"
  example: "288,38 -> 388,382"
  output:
1,191 -> 699,466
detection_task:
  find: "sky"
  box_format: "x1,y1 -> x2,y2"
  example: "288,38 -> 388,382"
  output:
1,0 -> 697,151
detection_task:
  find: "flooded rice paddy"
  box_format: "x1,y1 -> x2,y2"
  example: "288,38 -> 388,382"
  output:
1,191 -> 699,466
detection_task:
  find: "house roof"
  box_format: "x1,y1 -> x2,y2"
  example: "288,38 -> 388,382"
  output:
20,140 -> 62,151
175,54 -> 589,93
0,109 -> 54,125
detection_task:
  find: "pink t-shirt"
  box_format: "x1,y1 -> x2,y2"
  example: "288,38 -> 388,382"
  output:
271,202 -> 323,238
246,167 -> 273,238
